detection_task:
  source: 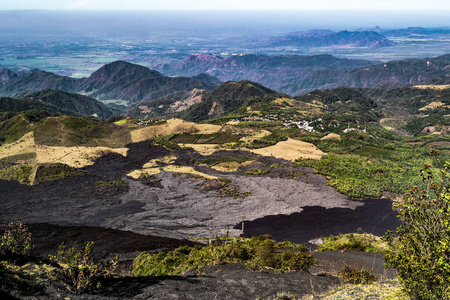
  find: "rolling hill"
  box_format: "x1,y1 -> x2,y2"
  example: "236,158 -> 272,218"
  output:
0,61 -> 219,105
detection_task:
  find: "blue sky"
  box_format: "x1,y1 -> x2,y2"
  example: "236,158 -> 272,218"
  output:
2,0 -> 450,11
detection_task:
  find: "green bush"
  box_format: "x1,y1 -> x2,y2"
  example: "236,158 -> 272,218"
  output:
337,266 -> 377,284
0,222 -> 32,256
153,134 -> 181,150
49,242 -> 119,292
131,235 -> 315,276
384,150 -> 450,299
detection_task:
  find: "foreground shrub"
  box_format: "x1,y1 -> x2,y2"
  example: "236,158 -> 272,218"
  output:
384,150 -> 450,299
337,266 -> 377,285
49,241 -> 119,292
0,221 -> 32,256
131,235 -> 315,276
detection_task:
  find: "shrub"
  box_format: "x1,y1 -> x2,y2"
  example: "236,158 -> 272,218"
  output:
49,241 -> 119,292
245,167 -> 270,176
131,236 -> 315,276
384,150 -> 450,299
152,134 -> 181,151
337,266 -> 377,284
0,221 -> 32,256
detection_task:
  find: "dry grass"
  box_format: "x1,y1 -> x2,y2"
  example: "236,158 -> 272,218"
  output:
127,164 -> 219,180
419,101 -> 450,111
239,129 -> 272,143
210,160 -> 256,172
414,84 -> 450,90
320,133 -> 341,140
302,279 -> 408,300
249,138 -> 324,161
130,119 -> 222,143
0,132 -> 35,160
35,146 -> 128,168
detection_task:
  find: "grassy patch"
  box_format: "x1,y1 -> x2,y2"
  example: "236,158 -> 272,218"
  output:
245,167 -> 270,176
316,233 -> 389,253
296,153 -> 425,199
131,235 -> 314,277
0,164 -> 33,184
34,163 -> 87,184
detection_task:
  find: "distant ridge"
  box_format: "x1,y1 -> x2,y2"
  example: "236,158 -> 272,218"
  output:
0,61 -> 219,104
265,30 -> 394,48
182,80 -> 279,122
0,89 -> 114,119
155,54 -> 377,95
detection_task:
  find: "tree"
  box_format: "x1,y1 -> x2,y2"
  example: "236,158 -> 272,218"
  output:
384,149 -> 450,299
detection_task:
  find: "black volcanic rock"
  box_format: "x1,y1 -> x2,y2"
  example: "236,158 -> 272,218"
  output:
182,80 -> 278,122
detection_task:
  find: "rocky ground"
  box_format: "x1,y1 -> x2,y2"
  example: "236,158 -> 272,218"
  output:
0,142 -> 399,242
0,141 -> 401,299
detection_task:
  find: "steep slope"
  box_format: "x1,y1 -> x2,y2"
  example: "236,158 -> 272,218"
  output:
77,61 -> 217,103
22,89 -> 115,119
182,80 -> 279,122
0,70 -> 79,96
0,68 -> 17,83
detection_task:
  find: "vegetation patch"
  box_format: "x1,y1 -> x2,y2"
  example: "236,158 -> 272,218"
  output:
34,163 -> 87,184
296,153 -> 425,199
384,151 -> 450,299
337,266 -> 377,285
245,167 -> 270,176
0,164 -> 34,184
131,235 -> 314,277
315,233 -> 389,253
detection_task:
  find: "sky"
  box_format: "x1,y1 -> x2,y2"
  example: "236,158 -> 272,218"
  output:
2,0 -> 450,11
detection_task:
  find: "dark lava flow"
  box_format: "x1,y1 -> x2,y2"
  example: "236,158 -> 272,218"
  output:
239,198 -> 400,244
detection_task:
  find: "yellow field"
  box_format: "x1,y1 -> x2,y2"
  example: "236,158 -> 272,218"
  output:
35,145 -> 128,168
0,132 -> 35,160
0,131 -> 128,168
320,133 -> 341,140
127,164 -> 219,180
249,138 -> 324,161
130,119 -> 222,143
414,84 -> 450,90
419,101 -> 450,111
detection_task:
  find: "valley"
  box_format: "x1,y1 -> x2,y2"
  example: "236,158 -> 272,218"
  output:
1,8 -> 450,299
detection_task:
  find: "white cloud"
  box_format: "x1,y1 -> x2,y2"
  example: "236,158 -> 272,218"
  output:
66,0 -> 100,10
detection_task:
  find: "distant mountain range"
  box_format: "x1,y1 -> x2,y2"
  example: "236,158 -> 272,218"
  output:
262,30 -> 394,48
154,54 -> 377,95
154,54 -> 450,95
1,54 -> 449,121
0,61 -> 218,104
